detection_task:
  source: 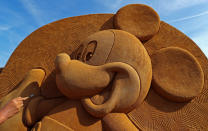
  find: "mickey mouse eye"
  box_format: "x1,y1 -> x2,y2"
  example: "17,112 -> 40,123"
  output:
84,41 -> 97,61
86,52 -> 93,61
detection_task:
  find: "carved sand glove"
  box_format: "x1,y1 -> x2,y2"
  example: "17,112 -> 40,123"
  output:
55,53 -> 140,118
23,96 -> 67,127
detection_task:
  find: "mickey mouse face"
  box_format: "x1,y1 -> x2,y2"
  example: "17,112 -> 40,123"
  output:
55,29 -> 152,117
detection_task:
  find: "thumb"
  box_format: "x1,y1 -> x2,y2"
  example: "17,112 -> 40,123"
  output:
21,97 -> 29,101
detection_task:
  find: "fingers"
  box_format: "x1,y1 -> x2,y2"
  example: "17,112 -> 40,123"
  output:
15,103 -> 23,111
2,97 -> 29,119
17,97 -> 29,107
12,98 -> 23,109
20,97 -> 29,101
11,97 -> 29,109
16,96 -> 29,101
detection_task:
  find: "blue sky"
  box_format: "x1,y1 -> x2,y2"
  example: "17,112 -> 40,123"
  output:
0,0 -> 208,67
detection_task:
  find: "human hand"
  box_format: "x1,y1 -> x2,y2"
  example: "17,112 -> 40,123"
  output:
0,97 -> 28,123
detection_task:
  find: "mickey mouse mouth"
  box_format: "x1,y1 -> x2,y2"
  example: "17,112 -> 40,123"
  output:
90,72 -> 117,105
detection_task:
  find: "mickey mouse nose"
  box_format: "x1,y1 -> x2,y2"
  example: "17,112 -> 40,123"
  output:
55,53 -> 71,73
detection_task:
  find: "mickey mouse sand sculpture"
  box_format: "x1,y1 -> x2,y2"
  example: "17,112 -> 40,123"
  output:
0,4 -> 207,131
55,29 -> 152,118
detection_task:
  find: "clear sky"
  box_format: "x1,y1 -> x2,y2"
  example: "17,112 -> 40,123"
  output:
0,0 -> 208,67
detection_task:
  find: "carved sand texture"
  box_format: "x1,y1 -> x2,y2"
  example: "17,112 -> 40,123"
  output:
0,14 -> 114,99
114,4 -> 160,42
128,21 -> 208,130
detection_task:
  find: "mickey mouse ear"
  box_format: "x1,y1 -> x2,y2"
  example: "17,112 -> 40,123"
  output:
151,47 -> 204,102
114,4 -> 160,42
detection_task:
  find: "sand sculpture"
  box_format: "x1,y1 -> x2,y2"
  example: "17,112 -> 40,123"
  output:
0,4 -> 207,131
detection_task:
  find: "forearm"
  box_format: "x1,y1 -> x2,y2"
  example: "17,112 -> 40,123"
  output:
0,108 -> 8,124
0,97 -> 28,124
